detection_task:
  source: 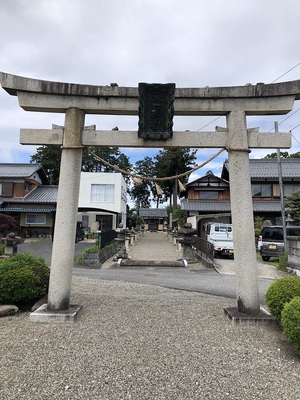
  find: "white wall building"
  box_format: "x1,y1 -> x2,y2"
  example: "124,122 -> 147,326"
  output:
77,172 -> 127,232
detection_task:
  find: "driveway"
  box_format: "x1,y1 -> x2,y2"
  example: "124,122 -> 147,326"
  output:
213,256 -> 289,280
16,236 -> 287,304
18,237 -> 95,266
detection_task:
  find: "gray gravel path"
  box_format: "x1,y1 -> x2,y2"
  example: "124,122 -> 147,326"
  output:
2,232 -> 299,399
1,277 -> 300,400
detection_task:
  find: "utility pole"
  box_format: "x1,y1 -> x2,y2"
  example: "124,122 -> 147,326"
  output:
275,121 -> 288,251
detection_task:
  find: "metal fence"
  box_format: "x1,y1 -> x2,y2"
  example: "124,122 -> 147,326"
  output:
192,236 -> 214,262
100,230 -> 118,249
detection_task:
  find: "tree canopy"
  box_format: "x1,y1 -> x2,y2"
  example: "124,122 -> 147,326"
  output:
154,148 -> 197,207
128,148 -> 197,209
129,157 -> 156,209
264,151 -> 300,159
285,190 -> 300,223
30,145 -> 132,185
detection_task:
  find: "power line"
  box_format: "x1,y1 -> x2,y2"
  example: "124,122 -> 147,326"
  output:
290,122 -> 300,131
197,116 -> 222,131
291,132 -> 300,146
268,108 -> 300,132
271,62 -> 300,83
279,108 -> 300,126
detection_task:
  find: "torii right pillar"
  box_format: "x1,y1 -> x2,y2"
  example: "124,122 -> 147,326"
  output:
226,110 -> 260,316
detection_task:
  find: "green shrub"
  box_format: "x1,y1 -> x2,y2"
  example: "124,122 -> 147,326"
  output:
75,241 -> 117,265
265,276 -> 300,324
278,252 -> 288,271
0,253 -> 50,306
0,243 -> 5,255
281,296 -> 300,355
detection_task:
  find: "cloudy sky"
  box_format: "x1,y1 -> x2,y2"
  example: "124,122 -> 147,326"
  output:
1,0 -> 300,182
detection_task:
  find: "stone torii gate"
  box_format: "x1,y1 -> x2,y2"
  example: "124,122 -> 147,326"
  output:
1,72 -> 298,323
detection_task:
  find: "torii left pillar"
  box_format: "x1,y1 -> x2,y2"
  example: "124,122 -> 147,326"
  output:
34,108 -> 85,322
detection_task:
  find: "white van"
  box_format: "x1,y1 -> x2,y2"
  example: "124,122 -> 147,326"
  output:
206,223 -> 234,258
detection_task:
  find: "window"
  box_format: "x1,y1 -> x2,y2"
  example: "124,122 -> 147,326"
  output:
96,215 -> 113,230
252,184 -> 271,197
91,184 -> 114,202
198,191 -> 218,199
215,225 -> 232,233
0,182 -> 13,197
272,184 -> 280,197
284,185 -> 300,197
25,214 -> 46,224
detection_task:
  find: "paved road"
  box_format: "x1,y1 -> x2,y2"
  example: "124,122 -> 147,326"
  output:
18,232 -> 286,305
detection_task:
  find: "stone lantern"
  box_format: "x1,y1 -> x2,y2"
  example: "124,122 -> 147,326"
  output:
177,223 -> 197,262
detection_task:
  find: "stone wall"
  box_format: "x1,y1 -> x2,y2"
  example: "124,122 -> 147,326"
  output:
286,236 -> 300,277
82,242 -> 118,267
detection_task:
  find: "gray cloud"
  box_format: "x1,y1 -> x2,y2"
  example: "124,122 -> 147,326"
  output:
0,0 -> 300,166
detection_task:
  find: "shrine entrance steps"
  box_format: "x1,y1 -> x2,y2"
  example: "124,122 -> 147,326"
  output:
118,231 -> 186,267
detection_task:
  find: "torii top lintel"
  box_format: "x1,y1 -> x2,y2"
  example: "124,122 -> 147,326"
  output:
1,72 -> 299,116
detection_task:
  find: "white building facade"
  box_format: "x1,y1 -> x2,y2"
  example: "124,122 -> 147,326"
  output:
77,172 -> 127,233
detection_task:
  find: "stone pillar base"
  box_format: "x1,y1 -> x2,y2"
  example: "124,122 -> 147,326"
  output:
30,304 -> 83,323
224,307 -> 276,325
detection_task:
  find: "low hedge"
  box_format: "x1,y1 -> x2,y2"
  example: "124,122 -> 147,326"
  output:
281,296 -> 300,355
0,253 -> 50,307
265,276 -> 300,324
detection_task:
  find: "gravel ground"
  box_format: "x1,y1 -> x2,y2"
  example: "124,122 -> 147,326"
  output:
1,276 -> 299,400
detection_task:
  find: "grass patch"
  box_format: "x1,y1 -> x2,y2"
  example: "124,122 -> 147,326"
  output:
75,240 -> 117,265
256,250 -> 280,268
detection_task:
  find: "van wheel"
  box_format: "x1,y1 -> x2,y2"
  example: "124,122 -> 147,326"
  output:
262,256 -> 270,261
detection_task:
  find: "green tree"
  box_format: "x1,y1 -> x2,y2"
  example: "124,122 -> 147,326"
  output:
129,157 -> 156,209
264,151 -> 289,159
264,151 -> 300,159
289,152 -> 300,158
154,148 -> 197,208
31,145 -> 132,185
126,208 -> 144,229
30,145 -> 61,184
166,205 -> 186,228
285,190 -> 300,223
254,216 -> 264,230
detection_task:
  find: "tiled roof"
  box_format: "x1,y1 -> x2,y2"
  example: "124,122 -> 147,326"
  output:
181,199 -> 281,213
1,186 -> 58,204
222,158 -> 300,179
250,159 -> 300,178
23,186 -> 58,203
1,207 -> 56,212
181,200 -> 231,212
139,208 -> 168,218
0,163 -> 43,178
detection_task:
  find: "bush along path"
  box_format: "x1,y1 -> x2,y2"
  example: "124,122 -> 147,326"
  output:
0,253 -> 50,316
265,275 -> 300,356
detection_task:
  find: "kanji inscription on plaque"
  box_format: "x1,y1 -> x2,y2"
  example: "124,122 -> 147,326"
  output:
138,83 -> 175,139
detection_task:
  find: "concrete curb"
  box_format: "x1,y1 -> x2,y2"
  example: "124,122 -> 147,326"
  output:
118,259 -> 187,267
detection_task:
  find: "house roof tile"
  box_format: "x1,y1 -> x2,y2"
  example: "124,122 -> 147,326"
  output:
181,199 -> 281,213
1,186 -> 58,204
0,163 -> 43,178
250,159 -> 300,178
139,208 -> 168,218
222,158 -> 300,179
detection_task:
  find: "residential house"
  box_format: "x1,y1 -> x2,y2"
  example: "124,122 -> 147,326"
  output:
78,172 -> 127,232
0,164 -> 127,237
0,164 -> 54,237
180,159 -> 300,236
